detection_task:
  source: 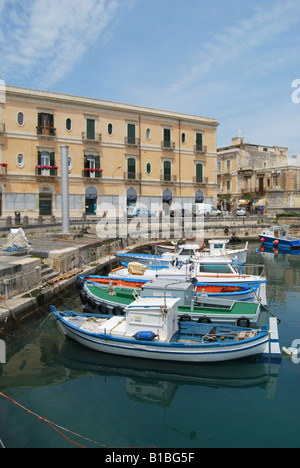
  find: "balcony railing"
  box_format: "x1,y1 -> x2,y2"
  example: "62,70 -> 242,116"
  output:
82,168 -> 103,178
194,145 -> 207,154
161,141 -> 175,151
160,174 -> 177,183
35,165 -> 58,176
37,126 -> 56,137
193,176 -> 208,185
82,132 -> 102,143
123,171 -> 141,181
125,137 -> 140,147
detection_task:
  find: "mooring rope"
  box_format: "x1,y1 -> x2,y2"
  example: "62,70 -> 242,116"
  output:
0,392 -> 111,448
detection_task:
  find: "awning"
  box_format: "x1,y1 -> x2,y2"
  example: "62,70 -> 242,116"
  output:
238,199 -> 248,205
255,198 -> 266,207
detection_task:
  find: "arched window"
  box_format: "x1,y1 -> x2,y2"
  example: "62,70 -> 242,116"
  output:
17,112 -> 24,126
146,128 -> 151,139
146,162 -> 151,174
108,123 -> 113,135
66,118 -> 72,131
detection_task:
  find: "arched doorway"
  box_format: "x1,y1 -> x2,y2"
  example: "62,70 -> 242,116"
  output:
85,187 -> 97,215
39,186 -> 53,216
127,187 -> 137,208
195,189 -> 204,204
163,188 -> 172,214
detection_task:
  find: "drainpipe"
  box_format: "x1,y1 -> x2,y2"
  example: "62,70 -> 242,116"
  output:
60,145 -> 70,234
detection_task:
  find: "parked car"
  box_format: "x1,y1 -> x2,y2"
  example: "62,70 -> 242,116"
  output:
127,207 -> 156,218
236,208 -> 247,216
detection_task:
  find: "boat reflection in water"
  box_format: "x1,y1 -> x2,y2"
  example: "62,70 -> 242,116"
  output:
57,339 -> 281,404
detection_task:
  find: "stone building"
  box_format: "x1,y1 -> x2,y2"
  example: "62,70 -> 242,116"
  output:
0,85 -> 219,219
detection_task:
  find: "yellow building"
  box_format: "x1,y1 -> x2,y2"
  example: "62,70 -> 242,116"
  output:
0,85 -> 218,219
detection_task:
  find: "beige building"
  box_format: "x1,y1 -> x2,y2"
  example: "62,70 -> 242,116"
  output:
217,136 -> 290,213
0,85 -> 219,219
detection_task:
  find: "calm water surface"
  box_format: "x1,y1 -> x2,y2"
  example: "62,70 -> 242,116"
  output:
1,242 -> 300,448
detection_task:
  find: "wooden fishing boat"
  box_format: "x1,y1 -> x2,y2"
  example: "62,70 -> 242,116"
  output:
50,298 -> 281,363
78,277 -> 264,328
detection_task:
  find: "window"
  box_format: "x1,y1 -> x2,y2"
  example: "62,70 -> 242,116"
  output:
196,163 -> 203,183
37,151 -> 56,175
146,162 -> 151,174
108,123 -> 113,135
66,118 -> 72,131
127,158 -> 136,179
195,133 -> 203,151
37,113 -> 55,136
87,119 -> 95,140
163,161 -> 171,181
146,128 -> 151,140
84,154 -> 101,178
227,160 -> 231,172
17,153 -> 24,168
181,133 -> 186,144
17,112 -> 24,126
163,128 -> 171,148
127,123 -> 136,145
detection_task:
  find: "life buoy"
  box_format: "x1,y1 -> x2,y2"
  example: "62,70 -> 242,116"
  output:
112,306 -> 124,316
197,316 -> 212,324
236,317 -> 251,328
79,289 -> 87,305
179,314 -> 192,322
98,303 -> 109,315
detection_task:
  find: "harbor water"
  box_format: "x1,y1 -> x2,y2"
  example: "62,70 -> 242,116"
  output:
1,242 -> 300,448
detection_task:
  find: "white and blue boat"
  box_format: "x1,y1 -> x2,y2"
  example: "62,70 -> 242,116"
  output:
116,239 -> 248,269
51,297 -> 281,363
259,225 -> 300,250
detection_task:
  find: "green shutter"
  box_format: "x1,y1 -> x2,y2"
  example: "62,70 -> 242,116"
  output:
95,155 -> 101,178
164,161 -> 171,181
164,129 -> 171,147
127,124 -> 136,144
87,119 -> 95,140
37,151 -> 42,175
196,133 -> 203,151
50,152 -> 55,176
128,158 -> 136,179
196,164 -> 203,183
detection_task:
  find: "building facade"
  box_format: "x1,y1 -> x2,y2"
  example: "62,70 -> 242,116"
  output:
0,86 -> 219,219
217,136 -> 290,213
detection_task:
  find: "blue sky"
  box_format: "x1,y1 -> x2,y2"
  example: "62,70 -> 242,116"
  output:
0,0 -> 300,154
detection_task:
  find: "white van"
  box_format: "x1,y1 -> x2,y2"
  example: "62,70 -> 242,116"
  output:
192,203 -> 221,217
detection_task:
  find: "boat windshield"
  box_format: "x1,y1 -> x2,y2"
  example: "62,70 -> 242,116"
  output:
198,263 -> 233,274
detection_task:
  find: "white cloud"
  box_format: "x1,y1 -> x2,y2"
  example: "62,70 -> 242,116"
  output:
0,0 -> 128,87
167,1 -> 300,95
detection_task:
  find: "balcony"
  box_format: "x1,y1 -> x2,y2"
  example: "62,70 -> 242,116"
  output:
35,165 -> 58,177
82,168 -> 103,179
125,137 -> 140,148
123,171 -> 141,182
193,176 -> 208,185
161,141 -> 175,151
194,145 -> 207,154
160,174 -> 177,183
36,126 -> 56,139
82,132 -> 102,144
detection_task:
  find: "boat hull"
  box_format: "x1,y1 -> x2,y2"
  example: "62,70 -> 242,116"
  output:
53,309 -> 277,363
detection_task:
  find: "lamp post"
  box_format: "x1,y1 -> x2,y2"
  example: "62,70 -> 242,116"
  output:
61,145 -> 70,234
